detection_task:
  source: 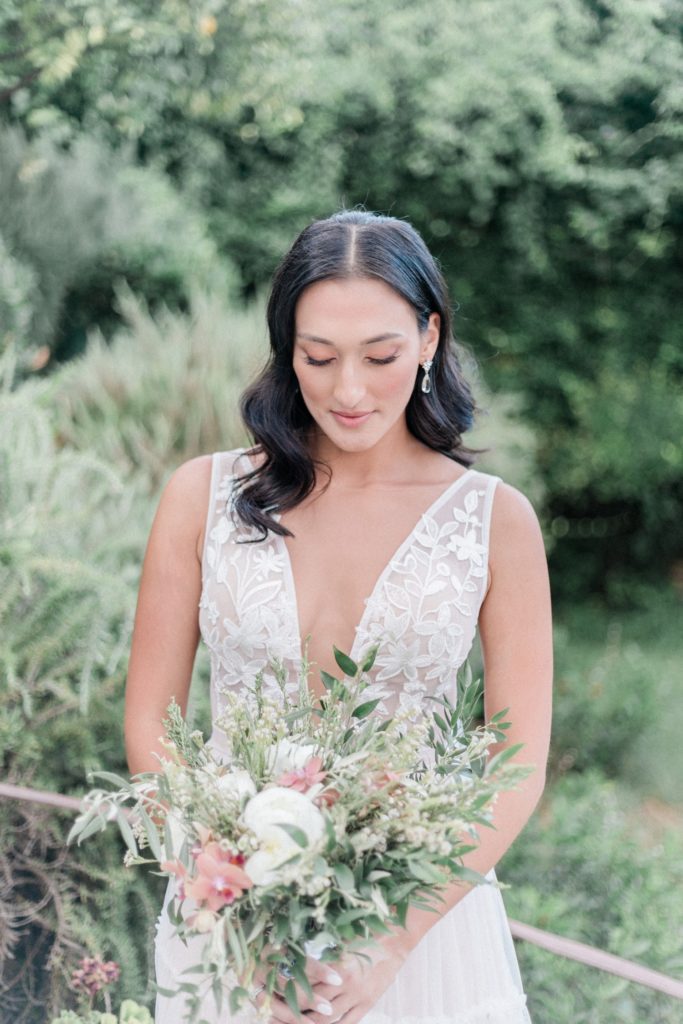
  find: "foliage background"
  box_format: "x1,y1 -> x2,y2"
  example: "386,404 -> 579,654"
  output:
1,2 -> 681,1022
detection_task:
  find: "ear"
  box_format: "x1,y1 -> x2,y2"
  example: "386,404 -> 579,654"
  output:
420,312 -> 440,362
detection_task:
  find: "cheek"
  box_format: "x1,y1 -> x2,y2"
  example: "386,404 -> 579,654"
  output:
377,361 -> 418,398
295,365 -> 327,400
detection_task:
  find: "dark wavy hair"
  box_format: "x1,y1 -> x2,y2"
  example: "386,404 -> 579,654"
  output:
234,209 -> 481,539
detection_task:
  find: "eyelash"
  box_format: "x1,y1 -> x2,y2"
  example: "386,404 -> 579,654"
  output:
304,355 -> 398,367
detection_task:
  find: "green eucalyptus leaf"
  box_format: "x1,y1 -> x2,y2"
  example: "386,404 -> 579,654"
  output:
319,670 -> 339,691
276,823 -> 308,848
69,812 -> 106,844
485,743 -> 524,775
351,699 -> 381,720
116,808 -> 138,855
136,806 -> 163,861
284,979 -> 301,1017
433,712 -> 449,733
361,644 -> 380,672
333,647 -> 358,677
229,986 -> 249,1014
225,917 -> 245,974
334,863 -> 355,891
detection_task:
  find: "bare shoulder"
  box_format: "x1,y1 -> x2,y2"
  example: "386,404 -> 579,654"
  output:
488,479 -> 546,572
161,454 -> 214,511
152,454 -> 215,560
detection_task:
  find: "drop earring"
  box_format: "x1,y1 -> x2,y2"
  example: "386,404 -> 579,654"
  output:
420,358 -> 433,394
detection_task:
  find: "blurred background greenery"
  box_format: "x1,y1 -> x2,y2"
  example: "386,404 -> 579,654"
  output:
1,2 -> 681,1022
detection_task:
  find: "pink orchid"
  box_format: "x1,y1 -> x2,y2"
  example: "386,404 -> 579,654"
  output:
276,755 -> 327,792
161,858 -> 188,899
184,841 -> 253,911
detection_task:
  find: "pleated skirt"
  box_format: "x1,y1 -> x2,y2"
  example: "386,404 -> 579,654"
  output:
154,868 -> 532,1024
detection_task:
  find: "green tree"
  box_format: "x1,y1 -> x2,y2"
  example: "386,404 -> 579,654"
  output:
3,0 -> 682,597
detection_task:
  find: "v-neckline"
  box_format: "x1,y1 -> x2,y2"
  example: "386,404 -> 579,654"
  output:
241,453 -> 476,670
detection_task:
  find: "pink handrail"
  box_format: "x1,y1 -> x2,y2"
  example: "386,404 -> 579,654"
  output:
2,781 -> 682,1000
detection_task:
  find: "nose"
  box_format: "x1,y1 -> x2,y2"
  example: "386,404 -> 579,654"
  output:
331,360 -> 366,409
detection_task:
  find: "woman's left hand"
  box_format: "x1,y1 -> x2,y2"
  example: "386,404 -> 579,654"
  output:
263,933 -> 412,1024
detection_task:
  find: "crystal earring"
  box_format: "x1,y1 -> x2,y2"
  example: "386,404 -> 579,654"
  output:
420,358 -> 433,394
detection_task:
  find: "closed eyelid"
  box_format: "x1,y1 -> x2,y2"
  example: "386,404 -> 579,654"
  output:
301,351 -> 399,366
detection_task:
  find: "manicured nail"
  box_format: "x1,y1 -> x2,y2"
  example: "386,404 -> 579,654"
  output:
324,971 -> 343,986
316,1000 -> 333,1015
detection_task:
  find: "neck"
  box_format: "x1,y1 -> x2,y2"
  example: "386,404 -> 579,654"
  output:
309,419 -> 426,487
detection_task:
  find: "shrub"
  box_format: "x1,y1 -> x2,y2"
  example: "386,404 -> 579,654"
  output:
46,288 -> 267,491
0,233 -> 36,357
0,376 -> 159,1019
0,127 -> 234,372
500,770 -> 683,1023
548,591 -> 680,784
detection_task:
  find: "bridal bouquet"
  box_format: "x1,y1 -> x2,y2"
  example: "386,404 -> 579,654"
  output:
69,646 -> 529,1023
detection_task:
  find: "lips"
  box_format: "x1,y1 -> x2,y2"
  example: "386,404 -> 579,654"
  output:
331,410 -> 373,427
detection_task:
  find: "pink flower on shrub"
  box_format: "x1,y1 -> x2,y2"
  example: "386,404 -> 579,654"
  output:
184,842 -> 253,911
276,755 -> 326,792
71,956 -> 120,997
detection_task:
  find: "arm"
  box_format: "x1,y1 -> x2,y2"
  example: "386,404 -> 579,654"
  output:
387,479 -> 553,952
124,455 -> 213,776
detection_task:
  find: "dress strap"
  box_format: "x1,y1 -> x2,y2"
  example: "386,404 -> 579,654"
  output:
200,448 -> 249,577
473,471 -> 501,607
480,472 -> 501,553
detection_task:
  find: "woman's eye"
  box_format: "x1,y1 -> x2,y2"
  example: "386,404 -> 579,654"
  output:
303,353 -> 398,366
304,356 -> 334,366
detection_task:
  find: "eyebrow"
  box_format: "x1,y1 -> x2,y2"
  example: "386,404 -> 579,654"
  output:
296,331 -> 405,346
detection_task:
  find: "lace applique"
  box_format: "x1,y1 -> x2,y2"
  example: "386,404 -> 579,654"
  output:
199,451 -> 499,731
199,460 -> 301,717
354,479 -> 492,717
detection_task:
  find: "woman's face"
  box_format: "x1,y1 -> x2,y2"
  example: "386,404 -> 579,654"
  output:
293,276 -> 439,455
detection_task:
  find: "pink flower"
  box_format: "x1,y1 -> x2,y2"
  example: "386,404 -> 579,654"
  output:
370,769 -> 402,789
314,786 -> 341,809
276,755 -> 327,792
184,842 -> 253,911
161,858 -> 188,899
71,956 -> 120,996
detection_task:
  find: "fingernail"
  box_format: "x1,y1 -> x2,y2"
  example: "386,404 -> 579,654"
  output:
316,1001 -> 333,1015
325,971 -> 343,986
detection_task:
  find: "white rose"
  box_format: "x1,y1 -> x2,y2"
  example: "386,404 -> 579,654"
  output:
266,738 -> 318,776
243,786 -> 325,886
215,769 -> 257,802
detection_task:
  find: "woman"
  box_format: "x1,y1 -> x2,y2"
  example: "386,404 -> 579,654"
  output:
125,210 -> 553,1023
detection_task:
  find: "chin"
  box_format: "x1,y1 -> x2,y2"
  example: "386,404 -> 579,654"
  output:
309,410 -> 401,453
325,428 -> 389,454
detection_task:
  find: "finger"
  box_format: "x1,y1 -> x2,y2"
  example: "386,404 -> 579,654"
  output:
332,1005 -> 368,1024
305,956 -> 345,988
254,991 -> 299,1024
282,978 -> 336,1016
305,989 -> 357,1023
304,997 -> 355,1024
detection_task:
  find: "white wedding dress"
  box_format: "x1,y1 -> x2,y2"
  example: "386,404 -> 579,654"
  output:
154,449 -> 532,1023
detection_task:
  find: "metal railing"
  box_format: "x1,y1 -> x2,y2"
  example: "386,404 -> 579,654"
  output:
2,781 -> 682,1002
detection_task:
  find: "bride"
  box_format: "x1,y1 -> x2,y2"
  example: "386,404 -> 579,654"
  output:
124,209 -> 553,1023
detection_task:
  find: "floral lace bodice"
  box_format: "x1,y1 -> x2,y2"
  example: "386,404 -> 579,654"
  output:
199,450 -> 500,753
